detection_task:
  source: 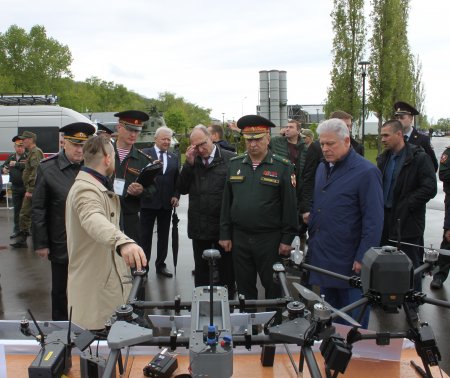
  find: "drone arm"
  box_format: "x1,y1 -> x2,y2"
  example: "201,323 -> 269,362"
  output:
302,263 -> 351,284
421,296 -> 450,309
414,262 -> 433,278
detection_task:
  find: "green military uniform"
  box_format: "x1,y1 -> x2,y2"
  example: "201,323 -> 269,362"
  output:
1,151 -> 28,234
113,145 -> 156,244
19,145 -> 44,233
220,150 -> 298,300
431,147 -> 450,288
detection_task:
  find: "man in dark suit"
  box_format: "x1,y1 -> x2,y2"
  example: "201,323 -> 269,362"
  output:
394,101 -> 438,171
141,126 -> 180,277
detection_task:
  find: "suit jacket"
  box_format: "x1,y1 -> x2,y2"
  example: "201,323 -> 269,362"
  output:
407,127 -> 438,171
66,171 -> 133,330
141,147 -> 180,210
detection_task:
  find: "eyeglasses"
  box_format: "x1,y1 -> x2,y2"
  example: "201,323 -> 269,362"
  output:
193,140 -> 208,149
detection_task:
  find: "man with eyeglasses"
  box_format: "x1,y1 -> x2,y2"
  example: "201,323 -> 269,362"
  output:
219,115 -> 298,304
113,110 -> 156,244
394,101 -> 438,171
177,125 -> 236,298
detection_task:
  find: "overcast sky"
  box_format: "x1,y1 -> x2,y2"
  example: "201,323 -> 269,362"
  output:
2,0 -> 449,123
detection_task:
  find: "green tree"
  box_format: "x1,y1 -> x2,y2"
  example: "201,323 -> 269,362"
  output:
147,92 -> 211,134
413,55 -> 427,129
368,0 -> 415,152
324,0 -> 365,129
0,25 -> 72,93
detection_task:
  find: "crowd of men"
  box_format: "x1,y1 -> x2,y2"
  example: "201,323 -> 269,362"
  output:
1,99 -> 448,331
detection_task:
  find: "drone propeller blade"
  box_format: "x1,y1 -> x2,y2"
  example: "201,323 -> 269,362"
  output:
292,282 -> 321,302
328,305 -> 361,327
292,283 -> 361,327
388,239 -> 421,249
437,248 -> 450,256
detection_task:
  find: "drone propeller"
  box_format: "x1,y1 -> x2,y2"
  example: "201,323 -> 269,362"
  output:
292,282 -> 361,328
388,240 -> 450,256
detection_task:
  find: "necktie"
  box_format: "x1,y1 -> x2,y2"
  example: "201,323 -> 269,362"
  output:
204,157 -> 209,167
404,135 -> 409,142
159,151 -> 165,173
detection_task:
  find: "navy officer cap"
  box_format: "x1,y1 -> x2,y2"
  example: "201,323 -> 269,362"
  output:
394,101 -> 419,116
60,122 -> 96,144
115,110 -> 149,131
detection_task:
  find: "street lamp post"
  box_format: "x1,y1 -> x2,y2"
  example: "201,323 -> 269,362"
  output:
316,108 -> 320,124
222,113 -> 225,128
358,61 -> 370,149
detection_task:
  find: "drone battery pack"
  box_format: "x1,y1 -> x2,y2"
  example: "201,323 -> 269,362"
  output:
28,342 -> 67,378
80,353 -> 114,378
260,344 -> 276,366
143,352 -> 178,377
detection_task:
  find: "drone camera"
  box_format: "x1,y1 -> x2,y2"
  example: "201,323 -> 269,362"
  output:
417,324 -> 441,366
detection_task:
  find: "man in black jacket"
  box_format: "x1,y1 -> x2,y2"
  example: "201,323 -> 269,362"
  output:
208,124 -> 236,152
394,101 -> 438,171
377,119 -> 437,291
1,136 -> 27,238
32,122 -> 95,320
177,125 -> 236,298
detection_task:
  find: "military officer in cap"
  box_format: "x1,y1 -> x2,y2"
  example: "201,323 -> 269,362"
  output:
1,136 -> 28,238
31,122 -> 95,320
113,110 -> 156,244
97,123 -> 114,140
219,115 -> 298,302
10,131 -> 44,248
394,101 -> 438,171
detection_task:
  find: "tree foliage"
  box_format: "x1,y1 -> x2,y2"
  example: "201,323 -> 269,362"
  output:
324,0 -> 365,129
0,25 -> 72,93
368,0 -> 416,151
147,92 -> 211,134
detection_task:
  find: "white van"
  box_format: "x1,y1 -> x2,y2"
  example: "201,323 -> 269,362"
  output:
0,101 -> 94,162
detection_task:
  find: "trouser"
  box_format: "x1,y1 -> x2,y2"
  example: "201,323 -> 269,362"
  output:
51,261 -> 68,321
232,228 -> 282,300
192,239 -> 235,299
12,187 -> 25,233
140,208 -> 172,270
123,212 -> 141,245
320,287 -> 370,329
434,235 -> 450,282
19,195 -> 32,233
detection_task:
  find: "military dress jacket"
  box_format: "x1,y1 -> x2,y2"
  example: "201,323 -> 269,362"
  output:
407,127 -> 438,171
22,145 -> 44,193
66,170 -> 133,330
32,151 -> 82,263
220,151 -> 298,245
113,145 -> 156,215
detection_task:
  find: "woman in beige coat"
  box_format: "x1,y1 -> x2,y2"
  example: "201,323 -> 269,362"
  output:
66,136 -> 146,330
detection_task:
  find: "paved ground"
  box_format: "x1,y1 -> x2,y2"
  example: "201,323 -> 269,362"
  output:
1,136 -> 449,374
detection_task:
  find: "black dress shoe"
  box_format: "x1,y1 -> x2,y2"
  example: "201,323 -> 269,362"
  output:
10,232 -> 20,239
156,267 -> 173,278
10,241 -> 28,248
430,276 -> 444,290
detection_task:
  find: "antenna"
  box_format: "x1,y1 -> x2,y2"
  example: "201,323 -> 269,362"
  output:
396,218 -> 401,251
27,309 -> 45,347
67,306 -> 73,345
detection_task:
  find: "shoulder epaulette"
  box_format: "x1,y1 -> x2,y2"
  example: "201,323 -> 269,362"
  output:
231,153 -> 246,161
40,153 -> 58,163
137,149 -> 153,160
272,154 -> 291,165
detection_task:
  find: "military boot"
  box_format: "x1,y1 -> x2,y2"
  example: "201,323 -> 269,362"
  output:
10,231 -> 28,248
